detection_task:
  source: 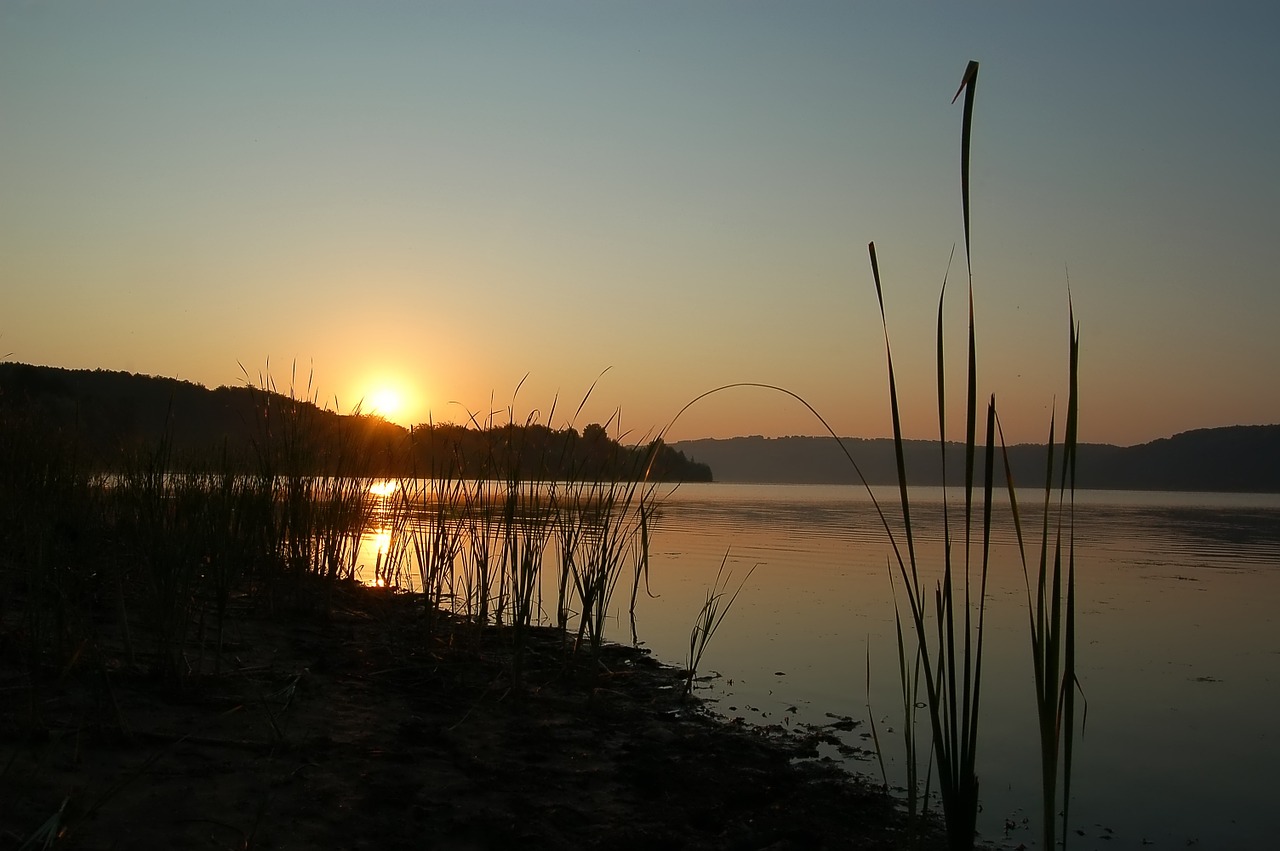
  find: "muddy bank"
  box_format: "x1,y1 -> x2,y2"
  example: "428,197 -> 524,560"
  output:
1,582 -> 945,850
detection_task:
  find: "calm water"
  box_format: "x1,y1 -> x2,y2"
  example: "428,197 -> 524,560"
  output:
358,483 -> 1280,849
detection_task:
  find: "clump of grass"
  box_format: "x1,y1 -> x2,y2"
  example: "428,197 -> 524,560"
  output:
999,307 -> 1083,851
860,59 -> 993,851
367,376 -> 671,678
570,456 -> 649,654
408,473 -> 467,620
237,361 -> 378,608
552,484 -> 585,632
869,241 -> 995,850
868,579 -> 934,825
495,388 -> 560,637
683,551 -> 756,699
868,60 -> 1083,851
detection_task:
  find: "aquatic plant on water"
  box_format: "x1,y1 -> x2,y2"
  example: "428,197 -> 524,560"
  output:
683,551 -> 756,699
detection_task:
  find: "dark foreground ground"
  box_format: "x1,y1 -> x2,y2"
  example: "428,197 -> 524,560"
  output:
1,582 -> 947,850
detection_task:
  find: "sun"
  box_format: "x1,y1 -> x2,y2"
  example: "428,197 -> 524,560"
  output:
367,386 -> 404,421
354,373 -> 425,425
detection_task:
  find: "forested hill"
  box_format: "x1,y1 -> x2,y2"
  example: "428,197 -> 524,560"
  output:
673,426 -> 1280,493
0,363 -> 711,482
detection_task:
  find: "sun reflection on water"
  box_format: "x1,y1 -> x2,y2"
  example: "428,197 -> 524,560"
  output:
369,526 -> 391,554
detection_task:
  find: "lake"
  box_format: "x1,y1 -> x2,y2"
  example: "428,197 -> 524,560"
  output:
358,482 -> 1280,849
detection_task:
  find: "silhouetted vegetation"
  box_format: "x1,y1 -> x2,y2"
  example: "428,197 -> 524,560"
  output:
3,362 -> 936,851
0,363 -> 711,482
0,361 -> 709,688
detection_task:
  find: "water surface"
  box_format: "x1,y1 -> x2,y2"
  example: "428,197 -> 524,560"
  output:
622,484 -> 1280,849
357,482 -> 1280,849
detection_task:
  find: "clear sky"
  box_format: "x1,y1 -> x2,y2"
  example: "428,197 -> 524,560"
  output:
3,2 -> 1277,446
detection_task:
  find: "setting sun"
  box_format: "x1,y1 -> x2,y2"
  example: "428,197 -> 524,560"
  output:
367,386 -> 403,421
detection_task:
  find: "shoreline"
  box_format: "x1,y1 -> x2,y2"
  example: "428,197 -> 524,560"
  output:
2,580 -> 946,850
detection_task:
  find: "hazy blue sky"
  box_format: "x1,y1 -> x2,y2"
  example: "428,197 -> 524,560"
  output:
3,2 -> 1277,445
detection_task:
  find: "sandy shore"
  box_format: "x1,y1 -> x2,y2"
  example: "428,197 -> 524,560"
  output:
2,581 -> 945,850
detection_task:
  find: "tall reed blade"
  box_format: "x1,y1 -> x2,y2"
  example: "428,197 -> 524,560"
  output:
862,60 -> 994,851
952,60 -> 979,275
997,302 -> 1083,850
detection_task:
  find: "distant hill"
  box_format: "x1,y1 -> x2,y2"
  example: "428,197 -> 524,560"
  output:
0,363 -> 711,482
673,426 -> 1280,493
6,363 -> 1272,491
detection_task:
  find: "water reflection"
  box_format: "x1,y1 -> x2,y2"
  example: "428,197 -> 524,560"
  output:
369,479 -> 397,498
350,481 -> 1280,848
356,480 -> 405,588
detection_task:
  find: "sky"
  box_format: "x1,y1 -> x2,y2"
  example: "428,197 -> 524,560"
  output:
2,1 -> 1277,447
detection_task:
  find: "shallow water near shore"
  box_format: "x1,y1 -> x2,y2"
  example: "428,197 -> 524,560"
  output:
358,482 -> 1280,849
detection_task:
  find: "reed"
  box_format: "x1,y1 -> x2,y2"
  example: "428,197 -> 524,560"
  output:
403,450 -> 468,630
495,391 -> 559,634
460,463 -> 503,626
551,482 -> 585,632
492,395 -> 557,680
999,309 -> 1083,851
570,423 -> 651,654
868,60 -> 1083,849
682,552 -> 755,699
240,366 -> 389,615
547,374 -> 614,635
506,480 -> 555,630
347,378 -> 667,676
627,488 -> 656,646
868,234 -> 996,850
884,575 -> 933,823
857,60 -> 993,851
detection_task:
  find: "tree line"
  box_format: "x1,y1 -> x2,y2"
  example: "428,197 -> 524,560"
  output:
0,363 -> 712,482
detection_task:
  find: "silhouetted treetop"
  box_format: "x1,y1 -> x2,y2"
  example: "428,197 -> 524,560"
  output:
0,363 -> 711,482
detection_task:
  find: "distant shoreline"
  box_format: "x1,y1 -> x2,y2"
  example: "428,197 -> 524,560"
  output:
3,362 -> 1276,493
673,427 -> 1280,494
664,481 -> 1280,500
